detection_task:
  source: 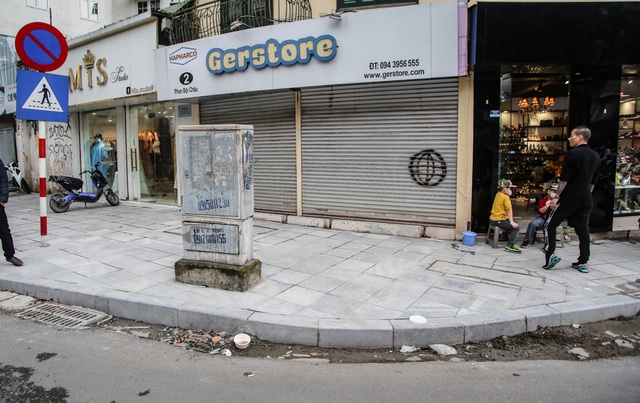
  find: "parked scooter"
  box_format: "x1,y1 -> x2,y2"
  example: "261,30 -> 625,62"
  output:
48,162 -> 119,213
5,161 -> 32,194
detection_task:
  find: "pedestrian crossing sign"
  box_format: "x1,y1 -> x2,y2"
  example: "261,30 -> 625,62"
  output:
16,69 -> 69,122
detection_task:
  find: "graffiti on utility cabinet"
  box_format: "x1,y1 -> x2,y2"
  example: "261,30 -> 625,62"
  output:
409,149 -> 447,186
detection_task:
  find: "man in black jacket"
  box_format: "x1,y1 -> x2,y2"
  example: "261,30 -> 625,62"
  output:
543,126 -> 600,273
0,158 -> 24,266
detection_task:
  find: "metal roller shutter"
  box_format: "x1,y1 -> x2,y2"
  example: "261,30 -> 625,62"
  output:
300,78 -> 458,226
200,90 -> 297,214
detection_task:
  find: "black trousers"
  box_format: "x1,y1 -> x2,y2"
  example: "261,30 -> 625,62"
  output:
0,205 -> 15,259
544,202 -> 591,264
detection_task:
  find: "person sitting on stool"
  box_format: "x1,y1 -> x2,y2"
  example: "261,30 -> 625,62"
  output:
521,182 -> 557,249
489,179 -> 521,253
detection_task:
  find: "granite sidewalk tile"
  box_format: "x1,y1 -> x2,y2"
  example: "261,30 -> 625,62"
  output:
1,193 -> 639,348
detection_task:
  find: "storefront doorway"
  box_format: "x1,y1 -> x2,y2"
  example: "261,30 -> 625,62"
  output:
499,65 -> 570,220
82,109 -> 118,191
614,65 -> 640,230
129,102 -> 176,204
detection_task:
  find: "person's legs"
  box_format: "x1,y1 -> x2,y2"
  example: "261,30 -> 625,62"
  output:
571,206 -> 592,264
523,216 -> 544,246
491,220 -> 520,250
506,223 -> 520,246
543,204 -> 572,266
0,206 -> 16,260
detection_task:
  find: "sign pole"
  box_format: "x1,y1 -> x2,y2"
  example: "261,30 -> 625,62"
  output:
15,22 -> 68,248
39,120 -> 47,247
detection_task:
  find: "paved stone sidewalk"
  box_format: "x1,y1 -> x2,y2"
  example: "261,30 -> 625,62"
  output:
1,193 -> 639,348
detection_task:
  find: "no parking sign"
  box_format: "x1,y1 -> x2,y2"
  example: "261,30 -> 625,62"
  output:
16,22 -> 68,71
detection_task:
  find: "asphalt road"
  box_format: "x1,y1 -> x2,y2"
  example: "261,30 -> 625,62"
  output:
1,313 -> 639,403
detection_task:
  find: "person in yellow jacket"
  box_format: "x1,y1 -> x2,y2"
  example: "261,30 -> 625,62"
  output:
489,179 -> 521,253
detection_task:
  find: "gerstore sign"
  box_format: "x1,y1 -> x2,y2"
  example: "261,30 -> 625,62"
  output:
205,35 -> 337,74
156,1 -> 464,100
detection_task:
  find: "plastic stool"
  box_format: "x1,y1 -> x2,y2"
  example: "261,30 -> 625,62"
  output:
486,224 -> 504,249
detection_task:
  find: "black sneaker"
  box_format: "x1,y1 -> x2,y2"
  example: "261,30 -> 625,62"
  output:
6,256 -> 23,267
571,262 -> 589,273
520,241 -> 530,248
542,255 -> 561,270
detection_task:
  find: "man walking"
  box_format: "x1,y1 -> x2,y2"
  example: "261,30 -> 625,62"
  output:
0,158 -> 24,266
543,126 -> 600,273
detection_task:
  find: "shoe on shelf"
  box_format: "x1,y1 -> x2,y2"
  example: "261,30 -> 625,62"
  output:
6,256 -> 23,267
542,254 -> 561,270
571,262 -> 589,273
504,244 -> 522,253
520,241 -> 530,248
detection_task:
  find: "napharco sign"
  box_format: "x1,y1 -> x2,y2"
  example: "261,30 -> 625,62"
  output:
169,47 -> 198,66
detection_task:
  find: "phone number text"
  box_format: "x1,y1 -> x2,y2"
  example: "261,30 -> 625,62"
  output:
369,59 -> 420,70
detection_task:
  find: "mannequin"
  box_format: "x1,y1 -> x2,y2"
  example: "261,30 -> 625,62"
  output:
91,133 -> 108,179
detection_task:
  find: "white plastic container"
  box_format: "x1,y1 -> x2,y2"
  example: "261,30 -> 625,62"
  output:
233,333 -> 251,349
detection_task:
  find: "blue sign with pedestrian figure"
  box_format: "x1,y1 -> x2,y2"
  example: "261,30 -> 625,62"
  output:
16,69 -> 69,122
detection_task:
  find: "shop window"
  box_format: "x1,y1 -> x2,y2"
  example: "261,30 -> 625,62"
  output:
0,35 -> 17,88
130,102 -> 176,203
83,109 -> 117,190
26,0 -> 49,10
337,0 -> 416,11
137,1 -> 148,14
137,1 -> 159,14
498,65 -> 570,217
221,0 -> 273,32
80,0 -> 99,21
615,66 -> 640,216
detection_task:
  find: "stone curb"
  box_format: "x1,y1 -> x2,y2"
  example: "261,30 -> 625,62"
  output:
2,273 -> 640,349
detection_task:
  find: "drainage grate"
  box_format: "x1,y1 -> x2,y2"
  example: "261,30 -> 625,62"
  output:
16,303 -> 109,329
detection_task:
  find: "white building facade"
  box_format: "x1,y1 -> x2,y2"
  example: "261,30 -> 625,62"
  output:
156,1 -> 471,238
2,0 -> 175,166
12,0 -> 477,240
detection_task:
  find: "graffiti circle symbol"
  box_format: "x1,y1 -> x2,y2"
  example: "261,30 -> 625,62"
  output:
409,149 -> 447,186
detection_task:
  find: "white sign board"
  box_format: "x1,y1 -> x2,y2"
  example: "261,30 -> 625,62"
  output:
52,21 -> 157,106
1,84 -> 16,114
155,2 -> 461,100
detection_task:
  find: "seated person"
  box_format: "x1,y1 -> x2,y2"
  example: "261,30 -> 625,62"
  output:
521,183 -> 557,248
489,179 -> 521,253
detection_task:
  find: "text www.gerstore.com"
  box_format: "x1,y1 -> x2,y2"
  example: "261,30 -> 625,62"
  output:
363,58 -> 425,80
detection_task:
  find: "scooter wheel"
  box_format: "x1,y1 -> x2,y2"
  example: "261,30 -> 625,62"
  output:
106,190 -> 120,206
20,178 -> 32,194
49,194 -> 70,213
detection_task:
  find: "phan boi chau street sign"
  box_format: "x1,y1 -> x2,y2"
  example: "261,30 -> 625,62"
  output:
16,69 -> 69,122
16,22 -> 68,72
